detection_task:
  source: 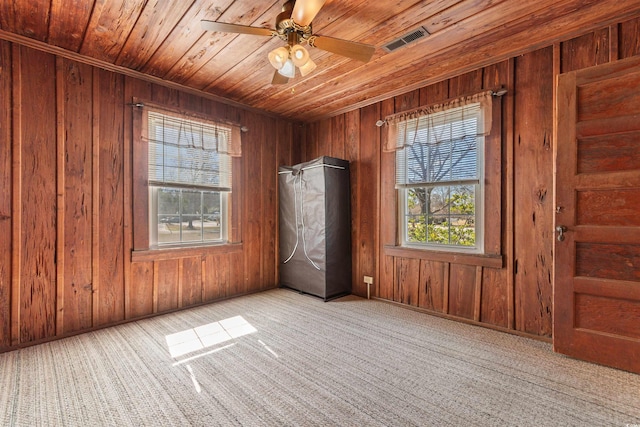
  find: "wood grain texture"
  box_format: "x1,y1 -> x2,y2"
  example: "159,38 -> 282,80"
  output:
554,54 -> 640,373
139,1 -> 232,78
166,1 -> 282,87
316,117 -> 331,156
48,0 -> 92,51
395,257 -> 420,305
181,257 -> 202,307
8,1 -> 50,41
561,28 -> 611,73
576,243 -> 640,282
17,46 -> 57,342
95,69 -> 125,326
513,47 -> 554,337
378,98 -> 396,300
229,251 -> 246,296
79,0 -> 146,62
203,253 -> 230,300
296,18 -> 640,340
344,110 -> 360,293
156,259 -> 179,313
619,16 -> 640,59
230,154 -> 243,244
479,61 -> 509,328
330,115 -> 345,160
243,111 -> 263,294
2,10 -> 640,352
262,115 -> 276,291
384,89 -> 421,301
0,40 -> 12,349
115,0 -> 196,70
418,260 -> 445,312
577,132 -> 640,173
3,1 -> 640,121
448,264 -> 477,319
504,58 -> 516,330
483,61 -> 508,255
131,104 -> 148,250
123,77 -> 152,320
576,189 -> 640,226
448,70 -> 484,98
279,0 -> 640,120
481,267 -> 509,328
575,293 -> 640,339
275,120 -> 293,287
11,44 -> 22,346
578,73 -> 640,121
59,58 -> 94,334
474,265 -> 483,321
129,261 -> 154,318
0,41 -> 291,351
356,103 -> 379,297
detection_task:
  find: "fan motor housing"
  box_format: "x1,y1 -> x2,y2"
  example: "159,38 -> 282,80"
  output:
276,0 -> 312,42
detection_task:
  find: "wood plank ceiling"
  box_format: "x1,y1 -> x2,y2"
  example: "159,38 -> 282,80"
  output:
1,0 -> 640,121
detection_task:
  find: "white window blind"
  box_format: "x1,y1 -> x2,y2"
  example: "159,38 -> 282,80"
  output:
396,103 -> 482,188
148,111 -> 232,191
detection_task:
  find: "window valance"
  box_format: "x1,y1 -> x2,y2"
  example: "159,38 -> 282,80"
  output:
382,90 -> 494,153
147,110 -> 242,157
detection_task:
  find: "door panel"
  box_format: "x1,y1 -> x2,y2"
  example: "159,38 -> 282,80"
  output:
554,54 -> 640,373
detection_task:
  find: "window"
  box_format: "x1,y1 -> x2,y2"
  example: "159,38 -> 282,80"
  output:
394,97 -> 490,253
147,111 -> 233,246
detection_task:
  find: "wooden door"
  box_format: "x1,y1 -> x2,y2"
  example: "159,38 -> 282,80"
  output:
554,55 -> 640,373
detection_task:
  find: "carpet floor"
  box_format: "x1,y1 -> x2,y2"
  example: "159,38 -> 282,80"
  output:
1,288 -> 639,426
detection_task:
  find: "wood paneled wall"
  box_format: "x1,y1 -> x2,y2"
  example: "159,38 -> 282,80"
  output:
0,42 -> 293,351
1,16 -> 639,351
300,17 -> 640,338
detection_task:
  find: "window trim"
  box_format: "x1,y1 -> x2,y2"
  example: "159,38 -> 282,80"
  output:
395,101 -> 486,253
131,99 -> 242,253
131,242 -> 243,263
383,244 -> 503,268
380,90 -> 503,262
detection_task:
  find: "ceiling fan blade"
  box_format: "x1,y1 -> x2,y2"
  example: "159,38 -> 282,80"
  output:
291,0 -> 327,26
311,36 -> 375,63
201,20 -> 276,37
271,70 -> 289,85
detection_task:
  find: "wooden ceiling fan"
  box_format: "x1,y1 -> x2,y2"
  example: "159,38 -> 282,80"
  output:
201,0 -> 376,84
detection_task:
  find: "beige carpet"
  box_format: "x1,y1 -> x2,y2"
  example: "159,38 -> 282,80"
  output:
1,288 -> 639,426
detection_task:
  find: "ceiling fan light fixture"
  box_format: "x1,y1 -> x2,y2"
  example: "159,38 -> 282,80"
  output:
298,58 -> 317,76
290,44 -> 310,67
201,1 -> 376,84
268,46 -> 289,70
278,59 -> 296,78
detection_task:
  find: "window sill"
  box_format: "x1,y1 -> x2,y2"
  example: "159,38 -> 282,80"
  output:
384,245 -> 503,268
132,242 -> 243,262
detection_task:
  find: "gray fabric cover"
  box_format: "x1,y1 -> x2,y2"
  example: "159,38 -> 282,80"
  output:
279,156 -> 351,300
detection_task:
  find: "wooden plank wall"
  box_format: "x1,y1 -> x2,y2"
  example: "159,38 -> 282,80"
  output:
0,42 -> 293,351
300,16 -> 640,338
1,17 -> 638,351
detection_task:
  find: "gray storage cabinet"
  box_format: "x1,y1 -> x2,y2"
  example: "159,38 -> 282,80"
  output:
278,156 -> 352,301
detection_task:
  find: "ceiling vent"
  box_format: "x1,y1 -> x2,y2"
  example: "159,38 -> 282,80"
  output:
382,26 -> 430,53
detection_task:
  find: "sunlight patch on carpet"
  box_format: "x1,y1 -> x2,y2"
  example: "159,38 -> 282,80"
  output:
165,315 -> 257,358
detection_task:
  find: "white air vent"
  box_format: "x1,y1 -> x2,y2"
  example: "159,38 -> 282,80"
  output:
382,26 -> 430,53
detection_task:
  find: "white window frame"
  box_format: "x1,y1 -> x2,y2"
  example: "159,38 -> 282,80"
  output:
147,110 -> 232,247
149,187 -> 228,247
396,103 -> 485,253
